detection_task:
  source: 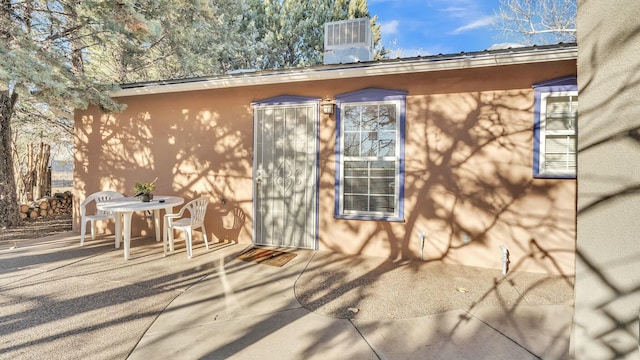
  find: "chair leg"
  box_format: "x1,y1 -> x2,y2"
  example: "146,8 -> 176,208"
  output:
201,224 -> 209,249
163,226 -> 168,257
168,227 -> 175,252
90,220 -> 97,240
185,229 -> 193,259
80,219 -> 87,246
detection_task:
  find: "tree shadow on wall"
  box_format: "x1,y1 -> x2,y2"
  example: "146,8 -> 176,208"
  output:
319,88 -> 575,278
303,85 -> 578,358
72,55 -> 640,358
210,203 -> 246,242
75,95 -> 253,242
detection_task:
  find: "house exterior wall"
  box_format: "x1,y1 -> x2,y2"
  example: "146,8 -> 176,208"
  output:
572,1 -> 640,358
74,59 -> 576,275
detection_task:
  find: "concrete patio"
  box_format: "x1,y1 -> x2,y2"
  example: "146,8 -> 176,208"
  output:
0,232 -> 574,359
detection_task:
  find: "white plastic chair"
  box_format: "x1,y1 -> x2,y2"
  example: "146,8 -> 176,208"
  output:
164,197 -> 210,258
80,190 -> 124,246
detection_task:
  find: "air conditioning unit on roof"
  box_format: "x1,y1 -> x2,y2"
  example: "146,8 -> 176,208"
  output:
324,18 -> 373,65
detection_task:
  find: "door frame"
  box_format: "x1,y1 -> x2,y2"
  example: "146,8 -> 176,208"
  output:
251,95 -> 320,249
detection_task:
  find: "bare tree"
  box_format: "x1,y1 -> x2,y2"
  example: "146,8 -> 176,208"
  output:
495,0 -> 576,45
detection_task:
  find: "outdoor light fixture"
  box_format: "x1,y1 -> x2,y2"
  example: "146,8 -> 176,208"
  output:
322,97 -> 336,115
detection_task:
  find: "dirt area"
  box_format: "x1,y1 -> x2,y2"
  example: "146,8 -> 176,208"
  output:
0,213 -> 72,245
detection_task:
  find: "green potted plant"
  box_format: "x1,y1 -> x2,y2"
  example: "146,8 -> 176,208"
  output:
132,177 -> 157,202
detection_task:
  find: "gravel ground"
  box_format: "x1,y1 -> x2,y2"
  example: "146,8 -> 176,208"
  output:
0,213 -> 72,245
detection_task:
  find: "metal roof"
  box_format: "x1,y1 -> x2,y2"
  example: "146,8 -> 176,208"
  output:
114,42 -> 577,98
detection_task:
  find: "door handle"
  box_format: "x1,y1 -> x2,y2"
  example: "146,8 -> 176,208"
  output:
255,170 -> 265,185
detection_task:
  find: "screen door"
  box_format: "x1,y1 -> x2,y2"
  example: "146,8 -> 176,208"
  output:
253,102 -> 318,248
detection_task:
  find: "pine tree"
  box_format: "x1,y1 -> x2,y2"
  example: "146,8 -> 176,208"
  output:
0,0 -> 390,226
0,1 -> 142,226
254,0 -> 386,69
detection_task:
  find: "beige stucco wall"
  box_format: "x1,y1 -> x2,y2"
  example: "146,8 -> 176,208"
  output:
75,59 -> 576,275
572,1 -> 640,358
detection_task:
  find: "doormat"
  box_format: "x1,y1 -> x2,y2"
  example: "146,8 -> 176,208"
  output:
237,248 -> 297,267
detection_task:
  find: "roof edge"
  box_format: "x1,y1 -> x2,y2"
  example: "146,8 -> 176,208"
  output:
113,43 -> 577,98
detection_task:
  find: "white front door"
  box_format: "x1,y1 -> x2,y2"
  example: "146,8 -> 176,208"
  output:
253,102 -> 318,248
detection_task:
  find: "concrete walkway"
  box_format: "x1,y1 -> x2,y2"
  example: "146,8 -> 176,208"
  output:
0,232 -> 573,359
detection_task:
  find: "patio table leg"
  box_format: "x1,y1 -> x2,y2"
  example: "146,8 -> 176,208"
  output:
114,212 -> 122,249
163,206 -> 176,252
153,209 -> 161,242
122,211 -> 134,260
162,206 -> 170,256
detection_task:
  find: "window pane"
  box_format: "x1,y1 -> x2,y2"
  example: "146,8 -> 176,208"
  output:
545,135 -> 576,153
344,133 -> 360,156
359,138 -> 374,156
344,106 -> 362,131
345,194 -> 395,213
534,85 -> 577,177
370,161 -> 395,176
378,133 -> 396,156
546,114 -> 577,131
361,106 -> 378,128
344,195 -> 368,212
545,135 -> 576,171
340,100 -> 401,217
370,195 -> 395,212
546,96 -> 577,131
344,161 -> 368,176
344,104 -> 398,159
370,178 -> 394,194
545,154 -> 577,171
378,104 -> 396,130
343,177 -> 368,194
546,96 -> 571,113
343,160 -> 396,211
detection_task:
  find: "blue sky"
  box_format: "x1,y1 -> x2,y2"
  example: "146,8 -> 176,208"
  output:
369,0 -> 506,57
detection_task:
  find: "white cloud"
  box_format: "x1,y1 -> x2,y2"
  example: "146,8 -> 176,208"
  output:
452,15 -> 495,34
380,20 -> 400,36
388,47 -> 431,58
441,6 -> 470,18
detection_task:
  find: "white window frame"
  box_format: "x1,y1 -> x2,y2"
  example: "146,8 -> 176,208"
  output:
334,88 -> 406,221
533,77 -> 578,178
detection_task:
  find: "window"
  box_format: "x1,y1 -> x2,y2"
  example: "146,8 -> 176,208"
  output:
533,76 -> 578,178
335,88 -> 406,221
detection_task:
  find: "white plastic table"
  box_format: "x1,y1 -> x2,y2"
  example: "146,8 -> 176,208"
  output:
96,196 -> 184,260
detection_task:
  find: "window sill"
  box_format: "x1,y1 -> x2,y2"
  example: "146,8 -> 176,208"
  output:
334,214 -> 405,222
533,173 -> 576,179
